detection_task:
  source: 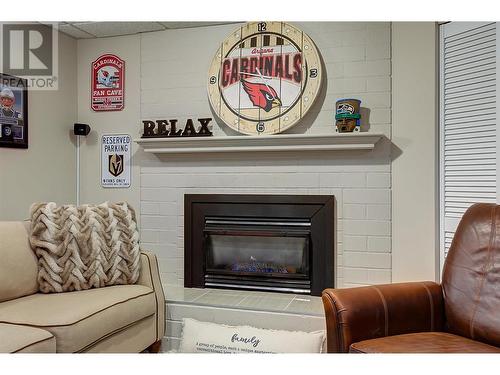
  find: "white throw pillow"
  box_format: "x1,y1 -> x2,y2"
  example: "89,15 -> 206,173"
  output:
179,318 -> 326,353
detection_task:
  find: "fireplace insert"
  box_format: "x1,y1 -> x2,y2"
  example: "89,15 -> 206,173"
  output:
184,194 -> 335,296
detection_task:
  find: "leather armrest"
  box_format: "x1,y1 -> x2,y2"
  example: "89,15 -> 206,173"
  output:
137,250 -> 166,341
322,282 -> 444,353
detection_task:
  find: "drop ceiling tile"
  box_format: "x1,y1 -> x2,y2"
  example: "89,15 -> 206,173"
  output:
58,23 -> 95,39
50,21 -> 239,39
69,22 -> 166,37
39,22 -> 64,27
158,22 -> 235,29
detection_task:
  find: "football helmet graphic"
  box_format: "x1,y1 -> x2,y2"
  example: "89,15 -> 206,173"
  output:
97,68 -> 118,88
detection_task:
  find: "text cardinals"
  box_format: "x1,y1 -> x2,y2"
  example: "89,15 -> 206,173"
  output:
220,52 -> 302,88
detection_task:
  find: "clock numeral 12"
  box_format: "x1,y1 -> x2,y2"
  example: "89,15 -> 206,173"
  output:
258,22 -> 267,32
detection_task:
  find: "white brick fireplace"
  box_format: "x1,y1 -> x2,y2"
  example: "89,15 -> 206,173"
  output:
137,21 -> 392,290
139,142 -> 392,289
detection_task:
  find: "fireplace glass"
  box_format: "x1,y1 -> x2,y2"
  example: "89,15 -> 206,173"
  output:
206,235 -> 310,277
202,217 -> 311,293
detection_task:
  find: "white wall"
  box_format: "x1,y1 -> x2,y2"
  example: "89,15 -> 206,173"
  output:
76,35 -> 141,216
0,32 -> 77,220
140,23 -> 392,136
138,22 -> 393,288
73,22 -> 440,288
391,22 -> 439,282
0,22 -> 439,286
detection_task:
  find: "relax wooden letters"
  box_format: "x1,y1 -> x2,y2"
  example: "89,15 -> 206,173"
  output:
142,118 -> 213,138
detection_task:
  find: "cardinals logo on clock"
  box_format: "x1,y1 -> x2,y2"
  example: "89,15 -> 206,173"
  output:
207,22 -> 322,135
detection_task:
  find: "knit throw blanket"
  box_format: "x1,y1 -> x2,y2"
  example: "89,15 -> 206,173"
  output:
29,202 -> 141,293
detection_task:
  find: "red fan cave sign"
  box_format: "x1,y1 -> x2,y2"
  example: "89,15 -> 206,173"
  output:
91,54 -> 125,111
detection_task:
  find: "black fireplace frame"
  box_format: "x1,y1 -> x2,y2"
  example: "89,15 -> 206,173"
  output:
184,194 -> 335,296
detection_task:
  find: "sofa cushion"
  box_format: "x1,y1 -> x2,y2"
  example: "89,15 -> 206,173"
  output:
350,332 -> 500,353
0,221 -> 38,302
0,284 -> 155,353
0,323 -> 55,353
83,315 -> 157,353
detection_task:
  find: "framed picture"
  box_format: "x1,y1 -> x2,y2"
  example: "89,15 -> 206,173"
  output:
0,73 -> 28,149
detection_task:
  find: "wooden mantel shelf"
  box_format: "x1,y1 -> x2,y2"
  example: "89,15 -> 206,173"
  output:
134,133 -> 385,154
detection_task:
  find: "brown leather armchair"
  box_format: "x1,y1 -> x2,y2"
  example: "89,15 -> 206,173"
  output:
322,203 -> 500,353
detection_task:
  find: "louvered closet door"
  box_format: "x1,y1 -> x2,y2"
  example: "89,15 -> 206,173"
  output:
439,22 -> 498,272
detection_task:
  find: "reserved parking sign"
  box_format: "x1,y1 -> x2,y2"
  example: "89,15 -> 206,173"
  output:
101,134 -> 131,188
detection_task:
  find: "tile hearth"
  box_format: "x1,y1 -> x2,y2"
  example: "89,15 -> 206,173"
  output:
162,285 -> 325,352
165,285 -> 324,314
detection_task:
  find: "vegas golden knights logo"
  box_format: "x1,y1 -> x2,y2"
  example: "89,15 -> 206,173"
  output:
108,154 -> 124,177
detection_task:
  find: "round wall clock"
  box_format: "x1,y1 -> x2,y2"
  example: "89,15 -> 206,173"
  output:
207,22 -> 322,135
